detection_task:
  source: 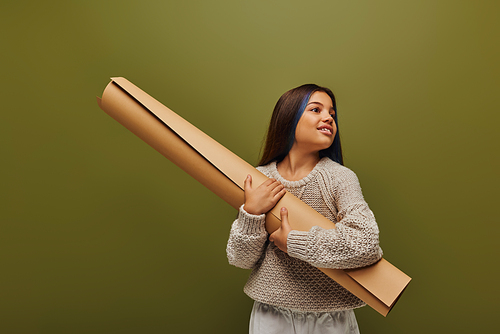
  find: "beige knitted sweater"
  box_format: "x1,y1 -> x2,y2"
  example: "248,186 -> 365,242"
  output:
226,157 -> 383,312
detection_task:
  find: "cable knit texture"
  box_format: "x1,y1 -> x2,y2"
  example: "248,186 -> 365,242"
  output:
226,157 -> 383,312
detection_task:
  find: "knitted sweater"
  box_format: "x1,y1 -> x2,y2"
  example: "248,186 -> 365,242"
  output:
226,157 -> 383,312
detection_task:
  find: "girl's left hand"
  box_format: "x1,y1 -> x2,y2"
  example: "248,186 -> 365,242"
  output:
269,207 -> 292,253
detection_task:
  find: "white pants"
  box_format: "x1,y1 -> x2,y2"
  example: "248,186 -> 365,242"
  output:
249,301 -> 360,334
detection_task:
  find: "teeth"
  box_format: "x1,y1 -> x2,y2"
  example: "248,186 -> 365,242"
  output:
318,128 -> 331,133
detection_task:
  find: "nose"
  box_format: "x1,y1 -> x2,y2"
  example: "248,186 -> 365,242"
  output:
322,112 -> 334,123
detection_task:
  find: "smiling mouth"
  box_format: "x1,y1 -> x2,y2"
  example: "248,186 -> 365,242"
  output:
317,127 -> 332,135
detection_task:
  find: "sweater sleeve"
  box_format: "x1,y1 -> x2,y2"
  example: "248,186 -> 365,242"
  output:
226,205 -> 269,269
287,168 -> 383,270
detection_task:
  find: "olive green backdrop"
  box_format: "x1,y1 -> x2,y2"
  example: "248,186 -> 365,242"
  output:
1,0 -> 498,333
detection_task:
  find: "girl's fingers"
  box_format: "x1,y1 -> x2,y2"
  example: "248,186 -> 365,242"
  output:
257,178 -> 282,191
273,189 -> 286,201
268,180 -> 282,190
273,184 -> 286,196
269,207 -> 290,253
263,178 -> 276,187
244,174 -> 252,192
280,207 -> 289,225
269,183 -> 282,193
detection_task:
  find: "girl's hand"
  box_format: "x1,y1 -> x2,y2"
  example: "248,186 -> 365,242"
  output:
243,175 -> 286,215
269,207 -> 292,253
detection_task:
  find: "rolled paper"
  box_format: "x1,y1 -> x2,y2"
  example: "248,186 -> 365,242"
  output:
97,77 -> 411,316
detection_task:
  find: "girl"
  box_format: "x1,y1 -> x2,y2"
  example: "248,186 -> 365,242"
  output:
226,84 -> 383,334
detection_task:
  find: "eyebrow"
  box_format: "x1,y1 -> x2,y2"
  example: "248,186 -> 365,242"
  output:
306,101 -> 335,111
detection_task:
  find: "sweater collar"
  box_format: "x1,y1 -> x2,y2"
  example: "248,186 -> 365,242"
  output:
268,157 -> 331,188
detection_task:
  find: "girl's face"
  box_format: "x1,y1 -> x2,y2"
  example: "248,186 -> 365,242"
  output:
293,91 -> 336,154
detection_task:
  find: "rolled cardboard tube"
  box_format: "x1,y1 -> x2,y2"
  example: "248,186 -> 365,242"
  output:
97,77 -> 411,316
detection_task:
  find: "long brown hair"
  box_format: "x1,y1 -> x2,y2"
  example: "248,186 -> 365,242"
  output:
258,84 -> 343,166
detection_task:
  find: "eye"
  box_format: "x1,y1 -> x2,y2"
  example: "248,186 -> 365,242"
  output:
311,107 -> 320,113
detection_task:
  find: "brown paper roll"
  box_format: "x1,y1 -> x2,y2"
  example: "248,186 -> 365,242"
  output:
97,77 -> 411,316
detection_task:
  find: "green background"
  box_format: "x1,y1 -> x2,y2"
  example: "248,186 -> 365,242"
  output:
1,1 -> 498,333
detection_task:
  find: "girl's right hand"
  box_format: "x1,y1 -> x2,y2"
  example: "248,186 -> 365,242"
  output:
243,175 -> 286,215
